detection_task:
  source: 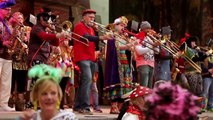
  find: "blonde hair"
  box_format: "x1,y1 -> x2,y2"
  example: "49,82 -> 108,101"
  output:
9,12 -> 23,25
31,76 -> 63,103
12,12 -> 23,18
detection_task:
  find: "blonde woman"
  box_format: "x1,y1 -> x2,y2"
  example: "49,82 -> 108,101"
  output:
18,64 -> 77,120
8,12 -> 31,111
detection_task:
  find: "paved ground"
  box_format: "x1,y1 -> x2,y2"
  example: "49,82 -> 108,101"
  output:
198,112 -> 213,120
0,106 -> 117,120
0,106 -> 212,120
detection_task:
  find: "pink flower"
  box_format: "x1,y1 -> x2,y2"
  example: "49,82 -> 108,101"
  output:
146,82 -> 200,120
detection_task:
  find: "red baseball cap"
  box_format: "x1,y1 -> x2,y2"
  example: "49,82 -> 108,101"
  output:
82,9 -> 96,16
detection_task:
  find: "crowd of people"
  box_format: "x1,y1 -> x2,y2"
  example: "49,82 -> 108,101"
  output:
0,0 -> 213,120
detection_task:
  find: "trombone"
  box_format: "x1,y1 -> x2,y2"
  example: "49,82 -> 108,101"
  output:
56,21 -> 89,46
91,21 -> 133,46
121,28 -> 160,54
147,33 -> 202,73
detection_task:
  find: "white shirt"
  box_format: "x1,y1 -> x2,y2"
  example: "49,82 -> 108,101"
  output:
122,112 -> 139,120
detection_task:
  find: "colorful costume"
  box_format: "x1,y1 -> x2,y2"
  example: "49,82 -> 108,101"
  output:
0,5 -> 14,111
104,38 -> 132,100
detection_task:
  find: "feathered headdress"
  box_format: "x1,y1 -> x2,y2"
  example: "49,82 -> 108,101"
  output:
113,16 -> 128,27
28,64 -> 63,83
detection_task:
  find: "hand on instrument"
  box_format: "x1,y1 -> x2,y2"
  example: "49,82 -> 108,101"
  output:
206,49 -> 213,56
2,40 -> 12,48
130,38 -> 139,46
56,31 -> 71,40
173,51 -> 184,58
24,48 -> 29,54
208,68 -> 213,74
152,41 -> 161,47
99,34 -> 113,40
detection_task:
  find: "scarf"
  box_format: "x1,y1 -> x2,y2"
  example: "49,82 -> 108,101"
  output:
126,105 -> 145,120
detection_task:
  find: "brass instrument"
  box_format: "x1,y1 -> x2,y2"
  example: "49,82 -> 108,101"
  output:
91,21 -> 135,47
121,28 -> 160,54
61,21 -> 72,32
10,25 -> 30,61
47,46 -> 61,66
7,25 -> 28,58
56,21 -> 89,46
171,68 -> 180,81
147,32 -> 202,73
91,21 -> 112,33
7,25 -> 20,56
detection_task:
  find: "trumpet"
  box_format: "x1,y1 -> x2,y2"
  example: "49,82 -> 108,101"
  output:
55,21 -> 89,46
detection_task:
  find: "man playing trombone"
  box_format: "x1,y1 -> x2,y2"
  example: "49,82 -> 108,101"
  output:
28,7 -> 70,67
72,9 -> 112,115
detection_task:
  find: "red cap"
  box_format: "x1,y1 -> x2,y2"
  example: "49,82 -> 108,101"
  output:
82,9 -> 96,16
179,33 -> 190,45
129,86 -> 152,99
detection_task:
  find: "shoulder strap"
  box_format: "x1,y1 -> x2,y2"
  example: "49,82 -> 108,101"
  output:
0,17 -> 11,35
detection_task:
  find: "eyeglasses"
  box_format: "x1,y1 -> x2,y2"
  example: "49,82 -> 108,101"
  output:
85,14 -> 95,19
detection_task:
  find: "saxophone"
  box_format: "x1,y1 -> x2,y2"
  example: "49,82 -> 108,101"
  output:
7,25 -> 21,57
10,26 -> 30,61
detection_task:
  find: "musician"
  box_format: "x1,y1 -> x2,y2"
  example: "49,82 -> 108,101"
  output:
134,21 -> 159,88
26,7 -> 70,109
73,9 -> 112,115
200,57 -> 213,112
28,7 -> 69,67
8,12 -> 31,111
174,33 -> 191,89
180,36 -> 207,96
155,26 -> 173,82
0,5 -> 15,111
104,16 -> 136,114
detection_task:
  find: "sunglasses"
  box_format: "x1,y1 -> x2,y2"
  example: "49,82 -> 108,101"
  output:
41,13 -> 56,23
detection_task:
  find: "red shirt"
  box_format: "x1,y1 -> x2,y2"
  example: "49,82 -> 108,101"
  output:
73,21 -> 96,63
